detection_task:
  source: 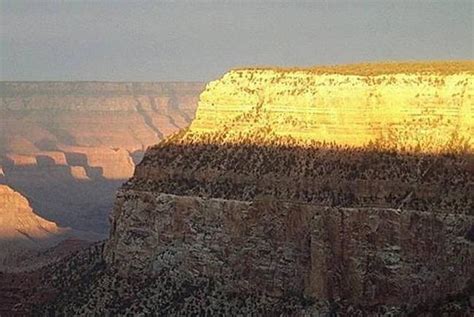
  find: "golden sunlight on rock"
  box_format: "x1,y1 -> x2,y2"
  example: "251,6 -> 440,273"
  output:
189,61 -> 473,153
69,166 -> 90,181
0,185 -> 69,268
0,185 -> 63,240
113,62 -> 472,313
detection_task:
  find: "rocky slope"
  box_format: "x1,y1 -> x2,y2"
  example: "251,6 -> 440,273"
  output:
8,62 -> 473,315
103,62 -> 473,314
0,82 -> 203,232
0,185 -> 67,268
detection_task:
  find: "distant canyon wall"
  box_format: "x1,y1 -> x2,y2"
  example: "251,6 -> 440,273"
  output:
0,184 -> 101,270
0,82 -> 204,177
0,82 -> 203,232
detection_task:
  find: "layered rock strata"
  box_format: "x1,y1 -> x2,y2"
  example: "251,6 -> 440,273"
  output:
0,81 -> 204,178
104,62 -> 473,311
0,82 -> 203,232
0,185 -> 62,238
192,61 -> 473,153
0,185 -> 66,267
107,191 -> 472,308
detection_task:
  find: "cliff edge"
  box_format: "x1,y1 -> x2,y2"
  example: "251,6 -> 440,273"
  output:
190,61 -> 473,152
100,62 -> 473,314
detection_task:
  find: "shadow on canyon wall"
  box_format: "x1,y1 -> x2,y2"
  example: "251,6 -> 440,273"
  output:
101,140 -> 473,314
132,141 -> 474,215
0,81 -> 204,236
0,159 -> 126,234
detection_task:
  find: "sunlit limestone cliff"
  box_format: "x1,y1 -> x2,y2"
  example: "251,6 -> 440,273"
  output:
50,62 -> 473,315
191,62 -> 473,153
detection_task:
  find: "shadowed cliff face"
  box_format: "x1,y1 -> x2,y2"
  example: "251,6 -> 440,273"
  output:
7,63 -> 472,315
0,82 -> 203,233
133,142 -> 473,213
107,142 -> 473,308
103,62 -> 473,313
106,191 -> 472,308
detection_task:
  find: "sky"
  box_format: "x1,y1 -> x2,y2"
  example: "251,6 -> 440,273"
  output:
0,0 -> 472,82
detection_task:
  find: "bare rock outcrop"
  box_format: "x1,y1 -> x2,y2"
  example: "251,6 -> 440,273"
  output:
0,185 -> 66,268
191,62 -> 473,153
106,191 -> 472,309
0,82 -> 203,232
0,184 -> 105,272
0,81 -> 204,177
0,185 -> 62,238
104,62 -> 474,313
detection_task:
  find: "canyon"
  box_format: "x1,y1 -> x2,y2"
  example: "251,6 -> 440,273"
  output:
3,62 -> 474,315
0,82 -> 203,233
0,184 -> 104,271
0,184 -> 65,269
102,61 -> 473,314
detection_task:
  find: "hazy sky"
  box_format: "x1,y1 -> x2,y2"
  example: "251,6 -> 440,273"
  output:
1,0 -> 472,82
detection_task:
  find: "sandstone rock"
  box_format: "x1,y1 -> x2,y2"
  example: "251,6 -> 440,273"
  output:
0,81 -> 204,153
4,154 -> 37,166
0,81 -> 203,232
105,191 -> 473,308
0,185 -> 65,267
35,151 -> 68,166
58,145 -> 135,180
5,63 -> 470,315
0,184 -> 105,271
191,62 -> 473,153
69,166 -> 90,181
104,62 -> 474,312
0,185 -> 61,238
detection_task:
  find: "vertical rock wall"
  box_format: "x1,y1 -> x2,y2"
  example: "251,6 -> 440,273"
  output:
105,62 -> 474,310
105,191 -> 473,307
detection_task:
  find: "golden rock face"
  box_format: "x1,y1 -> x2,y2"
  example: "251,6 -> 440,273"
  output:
107,63 -> 473,311
0,185 -> 62,240
188,62 -> 473,153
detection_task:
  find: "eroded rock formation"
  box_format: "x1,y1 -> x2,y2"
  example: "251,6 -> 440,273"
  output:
191,62 -> 473,153
0,82 -> 202,154
0,82 -> 203,232
0,185 -> 62,238
0,185 -> 66,268
106,191 -> 472,308
103,62 -> 473,313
